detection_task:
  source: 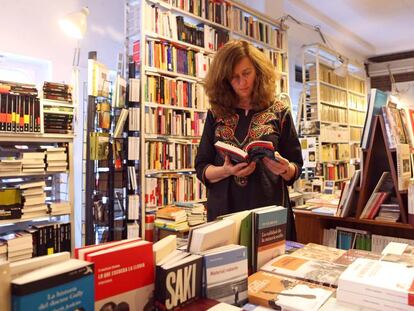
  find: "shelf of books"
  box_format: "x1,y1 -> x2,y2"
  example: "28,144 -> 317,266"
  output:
299,44 -> 367,188
84,53 -> 129,245
125,0 -> 289,238
0,80 -> 74,263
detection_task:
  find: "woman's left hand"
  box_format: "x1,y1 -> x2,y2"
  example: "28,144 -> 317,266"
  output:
262,151 -> 291,178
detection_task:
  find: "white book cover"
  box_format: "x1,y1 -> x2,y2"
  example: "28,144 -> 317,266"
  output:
397,143 -> 411,190
338,258 -> 414,305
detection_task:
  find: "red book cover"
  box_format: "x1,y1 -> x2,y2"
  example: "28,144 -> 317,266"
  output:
74,237 -> 141,260
86,240 -> 154,310
367,192 -> 390,219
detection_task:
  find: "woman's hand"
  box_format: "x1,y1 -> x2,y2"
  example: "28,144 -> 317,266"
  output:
262,151 -> 294,180
223,156 -> 256,177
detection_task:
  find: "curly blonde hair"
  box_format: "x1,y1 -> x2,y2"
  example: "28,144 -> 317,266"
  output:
204,40 -> 277,118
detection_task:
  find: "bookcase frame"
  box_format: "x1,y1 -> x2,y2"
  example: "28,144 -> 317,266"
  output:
125,0 -> 289,237
0,132 -> 75,251
300,43 -> 367,185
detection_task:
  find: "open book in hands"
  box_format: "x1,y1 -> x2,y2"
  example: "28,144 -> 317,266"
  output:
214,140 -> 277,163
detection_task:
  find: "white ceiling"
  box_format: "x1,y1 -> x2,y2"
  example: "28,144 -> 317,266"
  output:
285,0 -> 414,57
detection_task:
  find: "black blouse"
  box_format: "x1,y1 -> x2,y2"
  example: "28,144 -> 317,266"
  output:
195,101 -> 303,240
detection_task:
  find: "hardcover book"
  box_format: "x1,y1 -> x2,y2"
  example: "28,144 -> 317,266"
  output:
84,239 -> 154,311
11,259 -> 94,311
214,140 -> 275,163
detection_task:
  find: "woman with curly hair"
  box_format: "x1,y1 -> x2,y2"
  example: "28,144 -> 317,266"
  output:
195,40 -> 303,240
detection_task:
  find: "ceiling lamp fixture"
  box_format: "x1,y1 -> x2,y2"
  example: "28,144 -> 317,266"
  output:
334,55 -> 349,77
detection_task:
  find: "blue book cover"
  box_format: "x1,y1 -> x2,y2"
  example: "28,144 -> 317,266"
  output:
12,259 -> 94,311
361,89 -> 388,149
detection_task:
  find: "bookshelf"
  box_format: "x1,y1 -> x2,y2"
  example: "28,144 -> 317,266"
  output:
125,0 -> 289,237
295,115 -> 414,247
0,131 -> 75,258
300,44 -> 367,186
84,53 -> 128,245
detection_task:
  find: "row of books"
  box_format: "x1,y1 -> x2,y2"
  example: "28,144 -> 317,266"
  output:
145,140 -> 199,171
308,63 -> 347,89
348,75 -> 365,94
146,40 -> 212,78
348,93 -> 367,110
348,110 -> 365,126
321,162 -> 349,181
231,7 -> 285,50
349,126 -> 362,141
310,85 -> 347,107
145,74 -> 208,110
145,106 -> 206,136
320,143 -> 350,162
0,222 -> 70,263
145,175 -> 206,209
42,82 -> 72,102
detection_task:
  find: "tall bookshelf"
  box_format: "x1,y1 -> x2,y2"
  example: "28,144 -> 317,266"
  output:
84,53 -> 128,245
0,87 -> 75,260
300,44 -> 367,187
124,0 -> 289,237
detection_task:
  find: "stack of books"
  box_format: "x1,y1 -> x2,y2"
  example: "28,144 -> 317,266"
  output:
42,82 -> 74,134
0,241 -> 7,262
0,188 -> 21,220
43,82 -> 72,102
19,181 -> 48,219
155,206 -> 189,232
45,147 -> 67,172
175,201 -> 206,226
337,258 -> 414,310
375,203 -> 400,222
0,159 -> 21,174
48,200 -> 71,215
21,152 -> 45,173
0,231 -> 33,263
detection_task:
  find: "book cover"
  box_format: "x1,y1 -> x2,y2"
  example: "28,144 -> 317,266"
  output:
252,205 -> 287,271
202,245 -> 248,306
338,258 -> 414,306
333,249 -> 381,266
188,219 -> 235,253
248,271 -> 334,311
291,243 -> 346,263
396,143 -> 411,191
361,89 -> 388,149
260,254 -> 347,288
85,240 -> 154,311
155,254 -> 203,310
11,259 -> 94,311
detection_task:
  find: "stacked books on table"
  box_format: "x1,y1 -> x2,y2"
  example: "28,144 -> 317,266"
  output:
175,201 -> 207,227
48,200 -> 71,215
155,206 -> 189,232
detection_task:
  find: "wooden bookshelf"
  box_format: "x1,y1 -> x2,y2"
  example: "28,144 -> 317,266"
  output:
295,115 -> 414,246
294,210 -> 414,245
125,0 -> 289,237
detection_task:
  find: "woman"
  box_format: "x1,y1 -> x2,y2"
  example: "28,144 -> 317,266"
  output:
195,40 -> 303,240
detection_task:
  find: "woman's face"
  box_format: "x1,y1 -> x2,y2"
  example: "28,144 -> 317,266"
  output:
230,56 -> 256,102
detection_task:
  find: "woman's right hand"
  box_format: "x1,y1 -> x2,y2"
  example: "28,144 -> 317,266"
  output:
223,156 -> 256,177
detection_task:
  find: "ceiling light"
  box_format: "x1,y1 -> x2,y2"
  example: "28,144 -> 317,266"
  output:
59,7 -> 89,39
